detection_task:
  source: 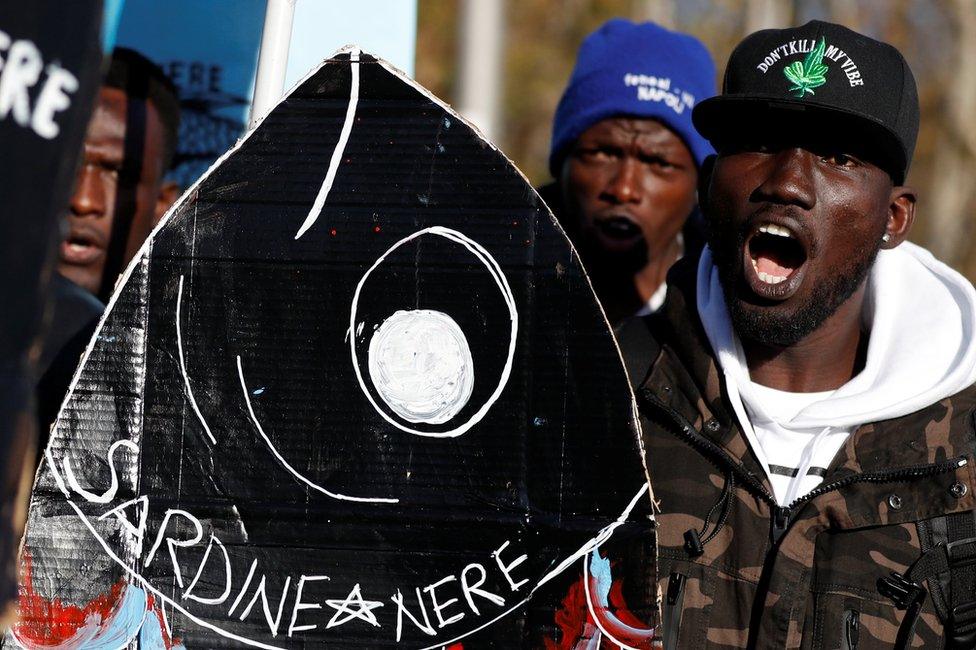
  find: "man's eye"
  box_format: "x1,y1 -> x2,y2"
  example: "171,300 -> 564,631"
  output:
642,154 -> 676,169
823,152 -> 858,167
577,147 -> 616,163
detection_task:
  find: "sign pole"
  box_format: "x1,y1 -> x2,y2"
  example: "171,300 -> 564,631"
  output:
249,0 -> 296,129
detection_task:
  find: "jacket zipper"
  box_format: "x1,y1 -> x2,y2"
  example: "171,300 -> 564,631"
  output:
640,392 -> 967,543
777,455 -> 967,542
640,393 -> 778,504
842,608 -> 859,650
663,571 -> 686,650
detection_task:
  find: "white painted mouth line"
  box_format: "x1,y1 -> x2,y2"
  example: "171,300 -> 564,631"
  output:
294,48 -> 361,240
236,354 -> 399,504
177,275 -> 217,445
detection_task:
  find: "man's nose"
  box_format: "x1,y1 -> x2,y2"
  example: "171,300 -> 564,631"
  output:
753,148 -> 816,209
69,164 -> 106,216
601,158 -> 643,205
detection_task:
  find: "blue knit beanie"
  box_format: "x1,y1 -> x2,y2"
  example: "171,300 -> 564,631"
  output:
550,18 -> 717,175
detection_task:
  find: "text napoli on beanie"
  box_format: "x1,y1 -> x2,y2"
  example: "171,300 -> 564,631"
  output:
549,18 -> 717,176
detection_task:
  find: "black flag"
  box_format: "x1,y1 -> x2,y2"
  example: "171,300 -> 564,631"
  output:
0,0 -> 104,625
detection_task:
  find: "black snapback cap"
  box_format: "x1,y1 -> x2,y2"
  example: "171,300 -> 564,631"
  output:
693,20 -> 919,183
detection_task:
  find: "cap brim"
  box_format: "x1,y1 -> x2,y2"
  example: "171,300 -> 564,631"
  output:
692,95 -> 907,183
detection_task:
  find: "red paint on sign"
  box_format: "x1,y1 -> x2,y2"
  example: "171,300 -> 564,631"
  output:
15,550 -> 125,645
147,592 -> 183,649
544,561 -> 658,649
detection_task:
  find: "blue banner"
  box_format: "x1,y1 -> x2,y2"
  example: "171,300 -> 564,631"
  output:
115,0 -> 266,188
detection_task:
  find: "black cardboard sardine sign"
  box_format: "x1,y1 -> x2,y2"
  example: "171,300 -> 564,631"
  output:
0,0 -> 104,627
7,50 -> 658,649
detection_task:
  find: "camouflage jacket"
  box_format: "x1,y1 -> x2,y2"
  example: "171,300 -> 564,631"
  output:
632,260 -> 976,649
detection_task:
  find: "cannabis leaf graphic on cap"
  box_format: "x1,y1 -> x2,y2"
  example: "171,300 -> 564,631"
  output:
783,37 -> 828,97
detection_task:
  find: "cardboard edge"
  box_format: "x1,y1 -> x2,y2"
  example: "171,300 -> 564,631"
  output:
31,44 -> 660,640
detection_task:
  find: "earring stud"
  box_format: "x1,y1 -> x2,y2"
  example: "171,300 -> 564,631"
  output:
882,233 -> 891,243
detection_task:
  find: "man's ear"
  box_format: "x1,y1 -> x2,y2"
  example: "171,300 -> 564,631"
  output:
881,185 -> 916,249
154,180 -> 180,225
697,154 -> 716,210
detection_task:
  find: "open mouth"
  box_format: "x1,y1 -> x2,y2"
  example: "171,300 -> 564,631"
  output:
594,215 -> 643,242
59,229 -> 104,266
742,222 -> 808,300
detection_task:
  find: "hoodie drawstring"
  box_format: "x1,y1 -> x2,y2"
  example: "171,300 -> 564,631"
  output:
784,426 -> 833,505
684,470 -> 735,557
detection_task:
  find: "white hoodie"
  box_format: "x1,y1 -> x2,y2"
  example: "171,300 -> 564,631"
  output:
697,242 -> 976,505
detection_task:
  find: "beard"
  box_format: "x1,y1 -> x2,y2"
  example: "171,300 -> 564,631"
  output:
707,223 -> 882,348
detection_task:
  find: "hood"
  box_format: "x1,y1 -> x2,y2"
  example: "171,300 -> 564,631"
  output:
698,241 -> 976,430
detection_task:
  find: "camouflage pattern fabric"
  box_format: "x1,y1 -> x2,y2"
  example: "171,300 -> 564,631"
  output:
636,259 -> 976,649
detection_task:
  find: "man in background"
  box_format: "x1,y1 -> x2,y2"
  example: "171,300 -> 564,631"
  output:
37,48 -> 181,452
57,46 -> 180,302
539,19 -> 716,325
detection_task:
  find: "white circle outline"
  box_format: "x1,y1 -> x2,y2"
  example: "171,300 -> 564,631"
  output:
349,226 -> 518,438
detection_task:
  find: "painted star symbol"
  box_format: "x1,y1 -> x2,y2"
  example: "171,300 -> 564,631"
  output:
325,583 -> 385,629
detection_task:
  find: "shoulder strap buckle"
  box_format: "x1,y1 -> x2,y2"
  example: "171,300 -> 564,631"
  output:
878,572 -> 927,610
949,601 -> 976,648
946,536 -> 976,568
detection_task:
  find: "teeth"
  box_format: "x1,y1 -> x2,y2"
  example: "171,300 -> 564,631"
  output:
750,229 -> 792,286
758,223 -> 794,238
757,271 -> 787,285
750,256 -> 788,285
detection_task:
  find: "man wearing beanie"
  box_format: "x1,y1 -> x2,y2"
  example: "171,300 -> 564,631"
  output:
628,21 -> 976,648
539,19 -> 716,325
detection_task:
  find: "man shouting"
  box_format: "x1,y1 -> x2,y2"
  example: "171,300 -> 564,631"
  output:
634,21 -> 976,648
540,19 -> 715,325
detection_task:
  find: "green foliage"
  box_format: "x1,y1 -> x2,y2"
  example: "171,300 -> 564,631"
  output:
783,37 -> 828,97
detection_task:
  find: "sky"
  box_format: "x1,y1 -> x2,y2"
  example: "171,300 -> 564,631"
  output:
285,0 -> 417,88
